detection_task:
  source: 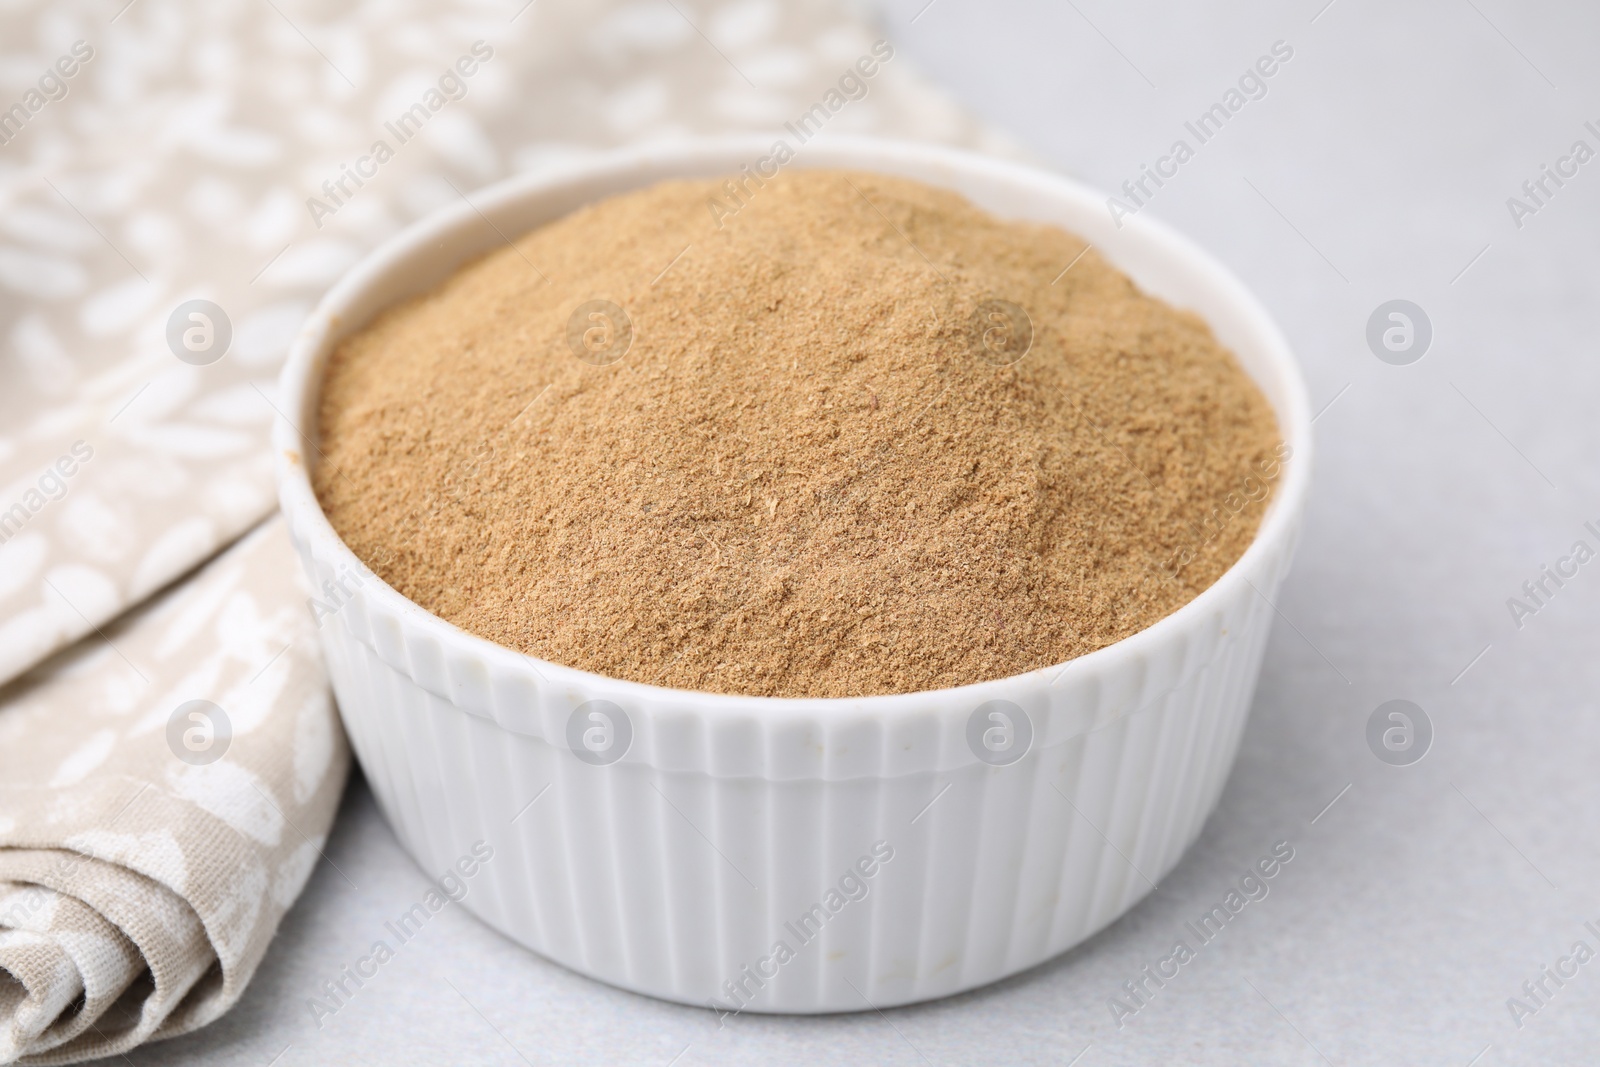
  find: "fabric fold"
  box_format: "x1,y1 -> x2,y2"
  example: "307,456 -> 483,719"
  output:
0,519 -> 349,1065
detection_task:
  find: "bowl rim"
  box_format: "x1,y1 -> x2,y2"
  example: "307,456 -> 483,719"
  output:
274,134 -> 1313,717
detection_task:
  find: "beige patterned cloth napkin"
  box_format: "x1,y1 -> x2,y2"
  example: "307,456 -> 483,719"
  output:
0,0 -> 1003,1061
0,519 -> 345,1064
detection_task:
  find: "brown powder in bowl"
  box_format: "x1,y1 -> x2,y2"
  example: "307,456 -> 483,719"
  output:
313,170 -> 1283,699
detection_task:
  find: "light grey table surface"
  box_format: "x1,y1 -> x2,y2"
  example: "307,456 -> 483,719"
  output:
137,2 -> 1600,1064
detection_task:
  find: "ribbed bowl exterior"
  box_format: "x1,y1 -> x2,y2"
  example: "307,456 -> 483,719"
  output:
277,139 -> 1311,1013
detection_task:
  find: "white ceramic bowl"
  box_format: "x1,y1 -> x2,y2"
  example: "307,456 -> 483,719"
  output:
275,137 -> 1311,1014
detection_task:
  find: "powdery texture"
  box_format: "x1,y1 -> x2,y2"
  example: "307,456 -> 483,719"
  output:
314,171 -> 1282,698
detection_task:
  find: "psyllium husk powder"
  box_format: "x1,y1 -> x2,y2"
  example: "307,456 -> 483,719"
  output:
313,170 -> 1284,698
